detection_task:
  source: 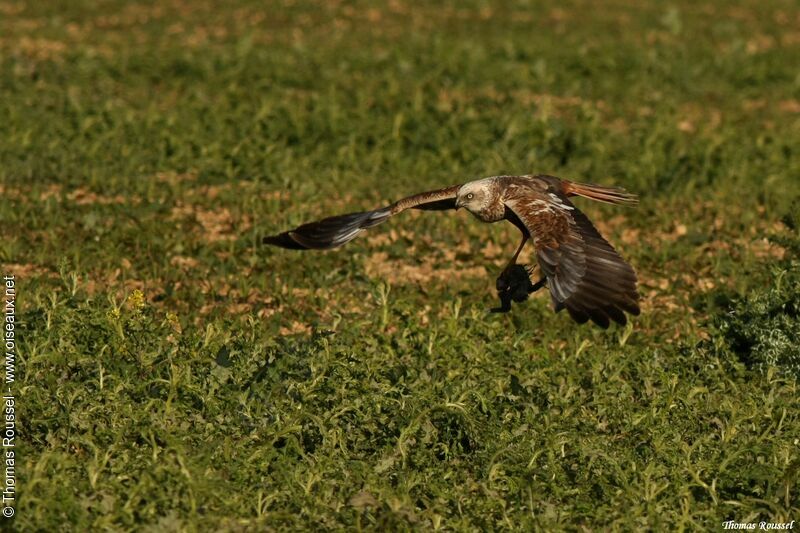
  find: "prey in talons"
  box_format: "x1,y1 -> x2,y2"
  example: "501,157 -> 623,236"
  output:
491,264 -> 547,313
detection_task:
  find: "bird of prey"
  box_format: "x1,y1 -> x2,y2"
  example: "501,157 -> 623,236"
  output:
264,175 -> 640,328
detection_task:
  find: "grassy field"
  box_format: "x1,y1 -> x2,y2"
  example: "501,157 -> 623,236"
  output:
2,0 -> 800,529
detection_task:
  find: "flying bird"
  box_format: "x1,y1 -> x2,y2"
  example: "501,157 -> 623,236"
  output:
264,175 -> 640,328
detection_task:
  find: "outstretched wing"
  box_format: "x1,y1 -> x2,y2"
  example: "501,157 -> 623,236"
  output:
503,182 -> 640,328
263,185 -> 461,250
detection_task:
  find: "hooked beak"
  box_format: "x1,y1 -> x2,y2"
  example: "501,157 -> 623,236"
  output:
455,197 -> 464,209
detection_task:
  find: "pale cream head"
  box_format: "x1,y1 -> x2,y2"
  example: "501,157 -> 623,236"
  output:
455,178 -> 495,215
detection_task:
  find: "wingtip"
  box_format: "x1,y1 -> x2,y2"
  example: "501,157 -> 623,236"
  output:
263,232 -> 307,249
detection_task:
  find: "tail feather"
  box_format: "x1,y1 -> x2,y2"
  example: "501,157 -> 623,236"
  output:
563,181 -> 638,207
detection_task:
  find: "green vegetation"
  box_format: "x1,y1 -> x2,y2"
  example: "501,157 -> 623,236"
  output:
712,203 -> 800,380
2,0 -> 799,529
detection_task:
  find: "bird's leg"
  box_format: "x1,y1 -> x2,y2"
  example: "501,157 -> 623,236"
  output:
503,233 -> 529,274
491,234 -> 529,313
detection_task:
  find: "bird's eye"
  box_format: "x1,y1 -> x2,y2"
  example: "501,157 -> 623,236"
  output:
466,193 -> 474,200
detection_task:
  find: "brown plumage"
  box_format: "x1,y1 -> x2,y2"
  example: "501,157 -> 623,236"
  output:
264,175 -> 640,328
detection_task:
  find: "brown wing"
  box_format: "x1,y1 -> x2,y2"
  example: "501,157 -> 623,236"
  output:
504,184 -> 640,328
263,185 -> 461,250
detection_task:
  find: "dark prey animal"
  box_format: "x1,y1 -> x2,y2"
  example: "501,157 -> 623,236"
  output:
492,264 -> 547,313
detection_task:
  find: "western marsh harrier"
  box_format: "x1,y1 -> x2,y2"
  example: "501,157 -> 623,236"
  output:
264,175 -> 640,328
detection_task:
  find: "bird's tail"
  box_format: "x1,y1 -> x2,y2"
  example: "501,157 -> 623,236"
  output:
563,180 -> 638,207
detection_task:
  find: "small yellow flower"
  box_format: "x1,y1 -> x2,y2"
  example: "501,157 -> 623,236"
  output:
128,289 -> 145,311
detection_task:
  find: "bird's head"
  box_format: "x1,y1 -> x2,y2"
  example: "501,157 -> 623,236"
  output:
455,180 -> 492,214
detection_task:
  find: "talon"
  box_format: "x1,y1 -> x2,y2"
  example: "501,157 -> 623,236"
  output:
530,276 -> 546,293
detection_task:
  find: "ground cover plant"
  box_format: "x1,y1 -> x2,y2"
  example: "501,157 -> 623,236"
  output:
2,0 -> 799,529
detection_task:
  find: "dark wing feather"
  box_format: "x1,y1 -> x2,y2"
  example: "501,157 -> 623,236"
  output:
263,185 -> 460,250
504,185 -> 640,328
